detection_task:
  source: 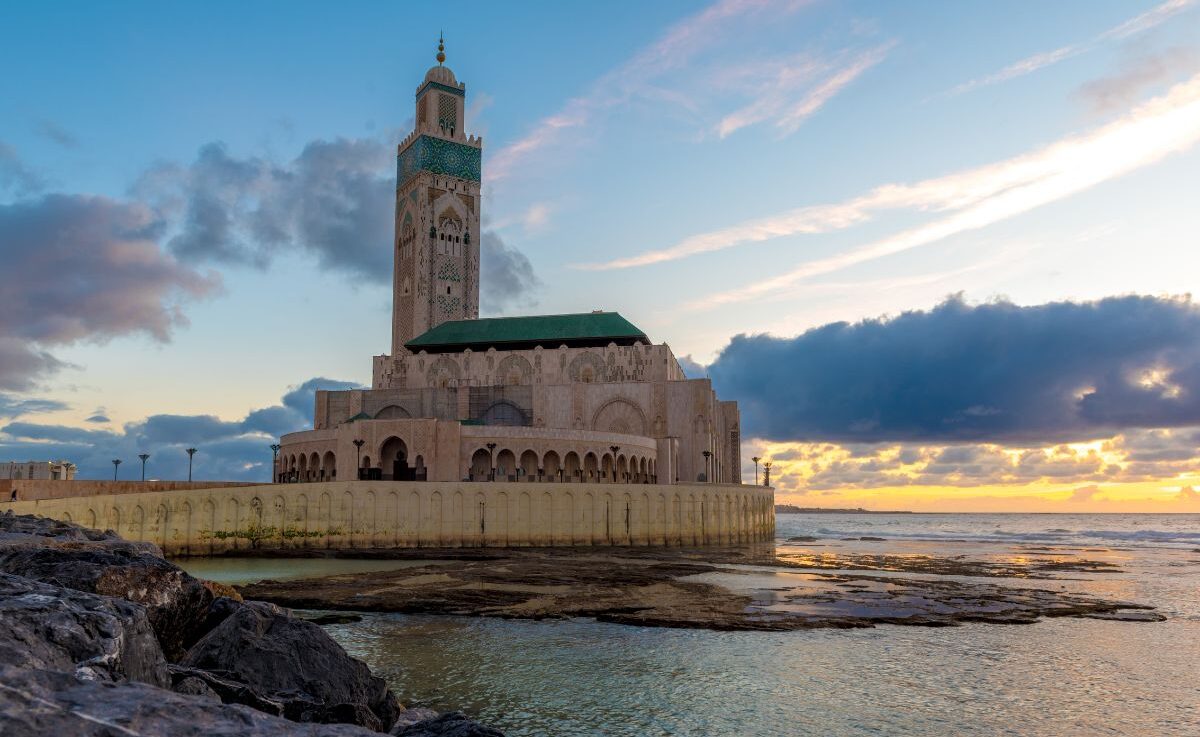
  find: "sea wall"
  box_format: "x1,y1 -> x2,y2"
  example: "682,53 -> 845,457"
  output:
1,479 -> 258,502
3,480 -> 775,556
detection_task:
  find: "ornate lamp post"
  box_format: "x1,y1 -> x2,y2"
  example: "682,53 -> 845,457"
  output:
352,439 -> 365,480
752,456 -> 761,486
702,450 -> 712,483
763,462 -> 772,487
185,448 -> 197,482
138,453 -> 150,482
609,445 -> 620,482
269,444 -> 281,482
486,442 -> 497,481
112,459 -> 122,481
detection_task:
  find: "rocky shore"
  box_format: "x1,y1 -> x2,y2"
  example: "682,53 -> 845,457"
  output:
238,545 -> 1164,631
0,511 -> 503,736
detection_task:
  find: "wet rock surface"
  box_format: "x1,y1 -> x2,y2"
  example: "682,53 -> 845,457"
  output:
239,545 -> 1160,631
0,666 -> 384,736
0,512 -> 505,735
391,711 -> 507,737
182,599 -> 400,731
0,572 -> 170,687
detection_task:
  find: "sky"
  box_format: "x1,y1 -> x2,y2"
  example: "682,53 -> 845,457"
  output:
2,0 -> 1200,512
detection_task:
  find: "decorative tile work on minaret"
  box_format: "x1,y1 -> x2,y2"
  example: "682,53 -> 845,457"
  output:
392,34 -> 483,354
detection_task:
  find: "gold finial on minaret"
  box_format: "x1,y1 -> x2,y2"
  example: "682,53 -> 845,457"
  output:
436,32 -> 445,65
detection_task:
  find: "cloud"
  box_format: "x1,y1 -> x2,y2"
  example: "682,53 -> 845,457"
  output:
1178,485 -> 1200,501
35,120 -> 78,149
715,45 -> 891,138
0,376 -> 362,481
1070,485 -> 1102,502
708,294 -> 1200,444
583,72 -> 1200,276
0,194 -> 220,390
677,355 -> 708,379
1077,46 -> 1199,114
85,414 -> 111,424
140,138 -> 396,280
947,0 -> 1196,96
0,142 -> 45,196
479,231 -> 541,313
488,0 -> 814,180
0,395 -> 68,420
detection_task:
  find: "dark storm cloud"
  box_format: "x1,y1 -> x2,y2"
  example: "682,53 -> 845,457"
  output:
0,376 -> 361,481
709,295 -> 1200,444
480,231 -> 541,312
0,194 -> 219,390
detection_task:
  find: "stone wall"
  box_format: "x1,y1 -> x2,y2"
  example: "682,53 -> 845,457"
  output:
0,479 -> 259,503
2,480 -> 775,557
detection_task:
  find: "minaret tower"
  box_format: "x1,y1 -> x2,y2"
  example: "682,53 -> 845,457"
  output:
392,34 -> 483,354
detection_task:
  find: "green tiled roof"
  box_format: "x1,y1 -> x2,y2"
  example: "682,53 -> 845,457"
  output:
406,312 -> 648,353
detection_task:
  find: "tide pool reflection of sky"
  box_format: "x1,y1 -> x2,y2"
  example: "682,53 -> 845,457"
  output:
2,1 -> 1200,511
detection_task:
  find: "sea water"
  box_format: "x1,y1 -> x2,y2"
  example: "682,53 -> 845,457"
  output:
185,513 -> 1200,736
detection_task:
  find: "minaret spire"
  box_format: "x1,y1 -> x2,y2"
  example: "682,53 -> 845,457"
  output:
436,32 -> 445,65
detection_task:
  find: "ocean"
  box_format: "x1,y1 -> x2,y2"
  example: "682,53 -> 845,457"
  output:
185,513 -> 1200,736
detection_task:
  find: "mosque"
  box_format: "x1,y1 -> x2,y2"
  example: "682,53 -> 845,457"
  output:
276,40 -> 744,493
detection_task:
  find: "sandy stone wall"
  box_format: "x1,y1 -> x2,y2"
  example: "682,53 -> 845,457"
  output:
2,480 -> 775,557
0,479 -> 258,503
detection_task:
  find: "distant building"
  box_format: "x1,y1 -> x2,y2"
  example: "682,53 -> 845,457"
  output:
3,460 -> 76,481
277,40 -> 742,487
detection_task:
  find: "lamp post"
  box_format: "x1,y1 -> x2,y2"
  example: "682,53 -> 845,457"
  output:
752,456 -> 761,486
763,462 -> 772,488
138,453 -> 150,482
609,445 -> 620,482
185,448 -> 197,482
702,450 -> 712,483
112,459 -> 122,481
486,442 -> 497,481
352,439 -> 365,480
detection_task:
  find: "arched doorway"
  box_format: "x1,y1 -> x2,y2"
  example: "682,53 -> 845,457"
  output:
379,437 -> 412,481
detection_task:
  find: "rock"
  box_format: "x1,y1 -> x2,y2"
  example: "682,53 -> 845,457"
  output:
0,572 -> 169,688
393,712 -> 507,737
301,612 -> 365,625
392,708 -> 442,730
173,675 -> 221,701
0,666 -> 385,737
201,577 -> 245,602
0,543 -> 215,661
0,509 -> 133,546
181,599 -> 400,731
786,536 -> 819,542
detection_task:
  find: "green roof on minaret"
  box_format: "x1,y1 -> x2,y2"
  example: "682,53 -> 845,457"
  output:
405,311 -> 649,353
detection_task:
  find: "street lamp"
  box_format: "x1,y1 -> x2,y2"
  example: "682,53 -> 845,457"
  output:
185,448 -> 197,482
763,462 -> 772,488
112,459 -> 122,481
138,453 -> 150,482
609,445 -> 620,482
486,442 -> 497,481
702,450 -> 712,483
269,444 -> 281,482
352,439 -> 365,480
752,456 -> 761,486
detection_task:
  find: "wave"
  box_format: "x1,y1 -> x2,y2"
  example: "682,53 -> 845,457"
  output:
792,526 -> 1200,547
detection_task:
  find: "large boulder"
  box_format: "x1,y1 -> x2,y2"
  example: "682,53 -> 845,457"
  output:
181,600 -> 400,731
0,543 -> 215,661
0,666 -> 386,737
0,572 -> 169,688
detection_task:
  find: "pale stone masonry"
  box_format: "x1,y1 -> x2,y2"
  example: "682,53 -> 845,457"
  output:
277,41 -> 752,499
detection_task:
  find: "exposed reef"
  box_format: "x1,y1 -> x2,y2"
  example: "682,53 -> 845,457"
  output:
0,511 -> 503,736
238,545 -> 1162,631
